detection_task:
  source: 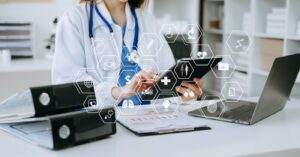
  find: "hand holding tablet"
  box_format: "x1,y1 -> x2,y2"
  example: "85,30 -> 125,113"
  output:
142,57 -> 223,100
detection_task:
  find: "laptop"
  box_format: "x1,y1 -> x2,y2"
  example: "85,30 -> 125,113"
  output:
188,54 -> 300,125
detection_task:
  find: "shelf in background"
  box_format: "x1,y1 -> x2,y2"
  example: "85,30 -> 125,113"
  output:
205,29 -> 224,35
225,31 -> 250,36
255,33 -> 285,39
203,0 -> 300,97
0,35 -> 31,40
0,21 -> 34,58
206,0 -> 224,2
0,26 -> 31,31
287,36 -> 300,41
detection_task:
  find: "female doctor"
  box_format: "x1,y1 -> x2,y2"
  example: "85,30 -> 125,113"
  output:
52,0 -> 203,106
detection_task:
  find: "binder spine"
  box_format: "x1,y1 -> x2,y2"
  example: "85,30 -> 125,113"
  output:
30,82 -> 95,117
51,108 -> 116,150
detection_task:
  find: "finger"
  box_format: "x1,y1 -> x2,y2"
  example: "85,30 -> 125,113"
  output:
181,82 -> 202,96
153,73 -> 161,82
147,69 -> 159,78
193,78 -> 203,88
137,82 -> 155,93
137,77 -> 155,88
149,72 -> 158,80
138,71 -> 154,81
176,86 -> 197,99
176,86 -> 187,94
181,82 -> 198,92
141,72 -> 159,84
134,72 -> 150,85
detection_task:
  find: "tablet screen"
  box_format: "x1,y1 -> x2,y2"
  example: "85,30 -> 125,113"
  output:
142,57 -> 222,100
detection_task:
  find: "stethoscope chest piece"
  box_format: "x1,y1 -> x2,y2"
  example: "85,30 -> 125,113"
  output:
127,50 -> 140,65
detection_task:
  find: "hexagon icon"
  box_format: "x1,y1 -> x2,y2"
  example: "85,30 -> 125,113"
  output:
182,24 -> 203,44
152,93 -> 180,115
226,30 -> 252,54
116,99 -> 142,116
118,69 -> 139,88
82,95 -> 101,113
108,79 -> 142,115
135,58 -> 160,84
160,24 -> 179,43
175,81 -> 203,104
191,44 -> 215,66
114,88 -> 142,116
197,95 -> 226,119
137,57 -> 160,73
174,60 -> 194,79
156,70 -> 178,92
92,38 -> 106,54
210,55 -> 236,78
221,82 -> 244,102
139,33 -> 163,56
120,46 -> 140,69
73,68 -> 99,95
137,83 -> 159,101
99,107 -> 119,124
98,54 -> 121,72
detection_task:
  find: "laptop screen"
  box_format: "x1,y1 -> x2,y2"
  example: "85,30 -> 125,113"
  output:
251,54 -> 300,123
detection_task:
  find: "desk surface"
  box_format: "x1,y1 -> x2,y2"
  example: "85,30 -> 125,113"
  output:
0,99 -> 300,157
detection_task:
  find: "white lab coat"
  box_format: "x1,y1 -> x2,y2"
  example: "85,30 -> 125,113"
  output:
52,2 -> 175,105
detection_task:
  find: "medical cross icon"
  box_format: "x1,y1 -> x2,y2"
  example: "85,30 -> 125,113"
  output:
161,76 -> 171,86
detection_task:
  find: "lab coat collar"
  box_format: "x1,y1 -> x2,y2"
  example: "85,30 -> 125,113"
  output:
93,0 -> 135,31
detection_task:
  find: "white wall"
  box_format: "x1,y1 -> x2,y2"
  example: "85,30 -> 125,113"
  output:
0,0 -> 78,58
152,0 -> 199,24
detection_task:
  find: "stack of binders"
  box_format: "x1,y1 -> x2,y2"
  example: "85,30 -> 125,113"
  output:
0,82 -> 116,150
266,8 -> 286,35
243,12 -> 251,32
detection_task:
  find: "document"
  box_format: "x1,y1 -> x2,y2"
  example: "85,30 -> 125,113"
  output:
118,105 -> 210,135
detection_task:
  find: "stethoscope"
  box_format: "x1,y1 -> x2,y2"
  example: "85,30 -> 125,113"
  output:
88,0 -> 141,72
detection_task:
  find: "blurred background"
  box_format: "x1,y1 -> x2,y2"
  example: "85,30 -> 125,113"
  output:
0,0 -> 299,102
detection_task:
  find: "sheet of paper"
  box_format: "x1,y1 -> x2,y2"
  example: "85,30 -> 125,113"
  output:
0,121 -> 53,149
0,89 -> 35,120
118,105 -> 208,134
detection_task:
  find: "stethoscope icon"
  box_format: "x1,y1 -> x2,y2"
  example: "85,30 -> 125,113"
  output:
104,109 -> 114,120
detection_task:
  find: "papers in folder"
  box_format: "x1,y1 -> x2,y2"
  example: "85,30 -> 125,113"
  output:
117,106 -> 210,136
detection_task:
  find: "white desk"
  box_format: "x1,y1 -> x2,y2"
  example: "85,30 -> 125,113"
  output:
0,99 -> 300,157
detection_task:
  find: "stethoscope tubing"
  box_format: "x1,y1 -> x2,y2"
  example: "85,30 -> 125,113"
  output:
88,0 -> 140,75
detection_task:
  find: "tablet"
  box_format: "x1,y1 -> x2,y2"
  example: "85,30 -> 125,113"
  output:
142,57 -> 222,100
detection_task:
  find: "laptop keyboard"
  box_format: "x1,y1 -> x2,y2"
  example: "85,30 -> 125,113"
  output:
222,102 -> 256,122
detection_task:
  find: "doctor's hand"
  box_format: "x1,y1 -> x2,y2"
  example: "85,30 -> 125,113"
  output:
112,70 -> 159,100
176,78 -> 203,102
